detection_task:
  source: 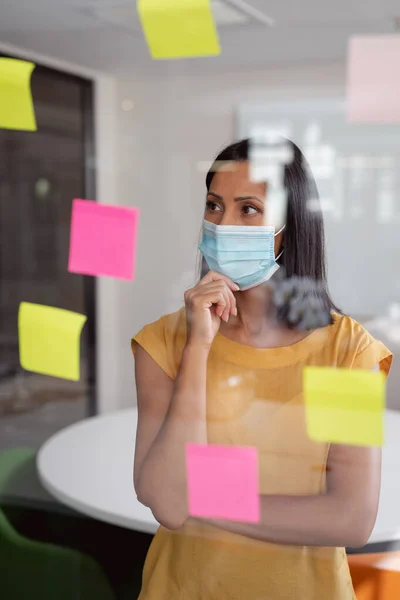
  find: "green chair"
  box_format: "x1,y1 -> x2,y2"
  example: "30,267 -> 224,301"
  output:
0,507 -> 115,599
0,447 -> 54,509
0,448 -> 116,599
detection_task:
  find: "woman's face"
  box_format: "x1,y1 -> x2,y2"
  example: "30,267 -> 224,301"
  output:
205,160 -> 284,257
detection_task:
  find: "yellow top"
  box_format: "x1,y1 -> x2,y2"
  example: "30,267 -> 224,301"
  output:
132,309 -> 392,600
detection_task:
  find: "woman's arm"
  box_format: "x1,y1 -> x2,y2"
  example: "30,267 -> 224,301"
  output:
199,442 -> 381,548
134,271 -> 238,531
134,343 -> 209,530
198,364 -> 383,547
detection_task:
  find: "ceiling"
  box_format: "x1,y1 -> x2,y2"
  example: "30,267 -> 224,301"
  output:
0,0 -> 399,77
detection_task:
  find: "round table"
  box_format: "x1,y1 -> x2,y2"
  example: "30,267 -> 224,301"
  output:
37,408 -> 400,548
38,408 -> 158,534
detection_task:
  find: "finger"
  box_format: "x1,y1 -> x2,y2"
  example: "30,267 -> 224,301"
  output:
227,287 -> 237,317
216,285 -> 235,321
198,270 -> 240,292
198,282 -> 232,321
199,289 -> 227,318
201,282 -> 237,320
209,282 -> 237,318
220,287 -> 232,322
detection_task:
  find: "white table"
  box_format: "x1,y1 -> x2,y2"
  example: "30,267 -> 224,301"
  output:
38,409 -> 158,534
37,408 -> 400,547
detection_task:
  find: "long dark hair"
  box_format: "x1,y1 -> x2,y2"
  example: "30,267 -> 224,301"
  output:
202,138 -> 342,328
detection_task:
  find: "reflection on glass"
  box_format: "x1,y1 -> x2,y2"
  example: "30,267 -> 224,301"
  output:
34,178 -> 51,200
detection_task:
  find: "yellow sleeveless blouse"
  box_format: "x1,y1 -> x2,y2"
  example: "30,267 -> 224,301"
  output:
132,309 -> 392,600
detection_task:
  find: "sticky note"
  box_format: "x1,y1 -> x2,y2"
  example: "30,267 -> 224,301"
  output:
68,200 -> 139,280
18,302 -> 87,381
138,0 -> 220,60
186,444 -> 260,522
303,367 -> 386,446
347,35 -> 400,123
0,58 -> 37,131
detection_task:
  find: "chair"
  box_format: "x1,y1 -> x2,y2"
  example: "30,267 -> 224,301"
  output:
0,507 -> 115,599
0,447 -> 115,599
348,552 -> 400,600
0,447 -> 54,508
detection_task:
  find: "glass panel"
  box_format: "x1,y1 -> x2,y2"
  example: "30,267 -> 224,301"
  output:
0,63 -> 90,451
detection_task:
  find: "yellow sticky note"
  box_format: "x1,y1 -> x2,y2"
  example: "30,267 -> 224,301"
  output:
0,58 -> 37,131
138,0 -> 220,59
18,302 -> 87,381
303,366 -> 385,447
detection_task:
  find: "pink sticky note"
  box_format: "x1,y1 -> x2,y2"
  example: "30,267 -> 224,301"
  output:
347,35 -> 400,123
68,199 -> 139,280
186,444 -> 260,522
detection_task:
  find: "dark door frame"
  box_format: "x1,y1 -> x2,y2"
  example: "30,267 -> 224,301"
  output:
81,79 -> 97,417
0,51 -> 97,416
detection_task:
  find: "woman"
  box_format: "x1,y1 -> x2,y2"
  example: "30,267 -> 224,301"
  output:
132,139 -> 392,599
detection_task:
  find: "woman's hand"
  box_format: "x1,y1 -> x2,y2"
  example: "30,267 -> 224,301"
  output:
184,271 -> 239,349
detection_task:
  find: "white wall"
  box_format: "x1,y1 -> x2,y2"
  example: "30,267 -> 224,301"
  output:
94,76 -> 123,414
109,62 -> 400,411
108,62 -> 358,411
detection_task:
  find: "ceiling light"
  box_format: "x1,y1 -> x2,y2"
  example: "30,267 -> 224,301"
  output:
82,0 -> 275,33
211,0 -> 248,25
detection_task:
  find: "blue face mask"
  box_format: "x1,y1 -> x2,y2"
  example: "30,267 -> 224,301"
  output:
199,220 -> 285,291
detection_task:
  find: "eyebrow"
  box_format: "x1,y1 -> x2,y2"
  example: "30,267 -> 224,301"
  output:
206,192 -> 264,203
